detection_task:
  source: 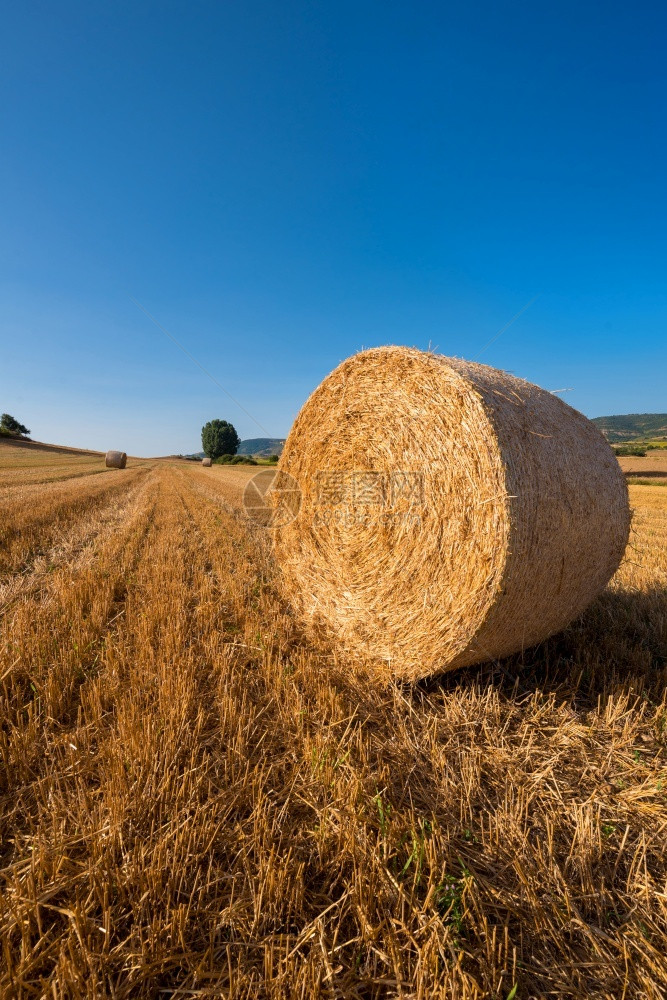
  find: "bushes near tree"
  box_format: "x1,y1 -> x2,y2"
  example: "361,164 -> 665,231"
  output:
213,454 -> 257,465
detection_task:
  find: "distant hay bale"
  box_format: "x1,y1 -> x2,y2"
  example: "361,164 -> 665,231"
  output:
105,450 -> 127,470
202,457 -> 212,467
273,347 -> 630,682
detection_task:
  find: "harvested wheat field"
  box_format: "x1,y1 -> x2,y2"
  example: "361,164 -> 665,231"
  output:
1,441 -> 666,999
618,450 -> 667,485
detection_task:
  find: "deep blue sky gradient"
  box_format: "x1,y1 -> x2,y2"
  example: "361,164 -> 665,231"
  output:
2,1 -> 665,454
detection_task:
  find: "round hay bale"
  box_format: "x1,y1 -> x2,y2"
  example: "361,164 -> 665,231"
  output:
273,347 -> 630,681
105,450 -> 127,470
202,457 -> 212,467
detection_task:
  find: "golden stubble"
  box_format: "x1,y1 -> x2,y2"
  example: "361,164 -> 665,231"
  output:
0,447 -> 665,999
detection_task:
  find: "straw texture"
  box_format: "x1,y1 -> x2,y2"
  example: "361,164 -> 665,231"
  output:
202,457 -> 212,467
273,347 -> 630,682
105,450 -> 127,470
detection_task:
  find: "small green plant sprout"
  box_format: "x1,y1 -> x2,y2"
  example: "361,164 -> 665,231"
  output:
399,817 -> 432,884
435,863 -> 471,934
311,746 -> 327,773
332,748 -> 351,771
602,822 -> 616,837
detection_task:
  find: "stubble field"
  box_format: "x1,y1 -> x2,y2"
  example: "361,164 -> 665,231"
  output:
1,440 -> 666,999
617,450 -> 667,485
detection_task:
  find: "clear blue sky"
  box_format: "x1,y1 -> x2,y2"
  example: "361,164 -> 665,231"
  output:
2,1 -> 665,456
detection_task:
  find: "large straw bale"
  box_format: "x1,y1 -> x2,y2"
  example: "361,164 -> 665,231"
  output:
202,457 -> 212,467
273,347 -> 630,681
105,450 -> 127,469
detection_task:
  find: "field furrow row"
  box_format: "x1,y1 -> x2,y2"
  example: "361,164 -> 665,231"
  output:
0,467 -> 151,578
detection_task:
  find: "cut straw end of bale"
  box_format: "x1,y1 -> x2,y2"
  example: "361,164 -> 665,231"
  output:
105,450 -> 127,469
272,347 -> 631,682
202,457 -> 212,467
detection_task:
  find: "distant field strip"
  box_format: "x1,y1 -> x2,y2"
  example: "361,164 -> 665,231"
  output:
0,475 -> 156,611
618,451 -> 667,483
0,467 -> 151,577
624,486 -> 667,585
0,462 -> 109,488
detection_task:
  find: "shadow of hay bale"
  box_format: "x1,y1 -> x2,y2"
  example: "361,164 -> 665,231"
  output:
423,584 -> 667,708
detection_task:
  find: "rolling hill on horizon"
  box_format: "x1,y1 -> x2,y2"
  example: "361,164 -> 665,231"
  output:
186,439 -> 285,459
236,438 -> 285,457
591,413 -> 667,442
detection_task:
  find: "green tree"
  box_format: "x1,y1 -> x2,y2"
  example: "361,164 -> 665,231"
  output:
201,419 -> 240,459
1,413 -> 30,436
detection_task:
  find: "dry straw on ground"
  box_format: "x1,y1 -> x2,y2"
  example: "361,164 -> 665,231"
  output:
1,444 -> 665,997
105,450 -> 127,469
275,346 -> 631,681
202,457 -> 212,467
